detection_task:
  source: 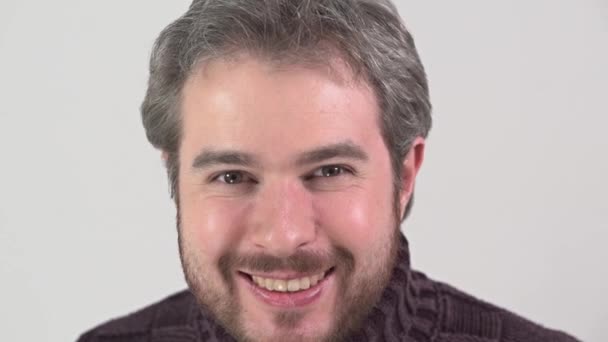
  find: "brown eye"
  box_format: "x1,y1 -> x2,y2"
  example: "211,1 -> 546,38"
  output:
221,171 -> 244,184
321,166 -> 343,177
311,165 -> 349,178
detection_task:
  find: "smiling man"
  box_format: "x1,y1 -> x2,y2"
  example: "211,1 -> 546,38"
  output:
79,1 -> 579,341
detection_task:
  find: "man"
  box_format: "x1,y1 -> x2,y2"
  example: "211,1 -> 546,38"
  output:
79,0 -> 580,341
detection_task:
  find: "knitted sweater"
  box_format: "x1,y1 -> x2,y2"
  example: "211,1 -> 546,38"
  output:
78,235 -> 580,341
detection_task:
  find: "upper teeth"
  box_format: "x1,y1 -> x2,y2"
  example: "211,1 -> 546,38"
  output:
252,272 -> 326,292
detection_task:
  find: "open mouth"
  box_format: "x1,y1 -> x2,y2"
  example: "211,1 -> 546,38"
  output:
239,267 -> 335,293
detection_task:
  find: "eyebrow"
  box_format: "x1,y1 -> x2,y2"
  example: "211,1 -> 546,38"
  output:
191,141 -> 368,170
192,150 -> 260,170
294,141 -> 369,167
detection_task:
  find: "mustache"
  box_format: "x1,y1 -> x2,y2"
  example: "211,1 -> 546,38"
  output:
218,246 -> 355,281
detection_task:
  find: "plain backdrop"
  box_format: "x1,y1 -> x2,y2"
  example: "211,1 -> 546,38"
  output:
1,0 -> 606,341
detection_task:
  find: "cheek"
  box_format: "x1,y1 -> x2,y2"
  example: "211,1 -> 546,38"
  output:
180,195 -> 251,261
314,184 -> 394,253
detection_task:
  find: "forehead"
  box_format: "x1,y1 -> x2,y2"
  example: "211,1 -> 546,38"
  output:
179,55 -> 383,164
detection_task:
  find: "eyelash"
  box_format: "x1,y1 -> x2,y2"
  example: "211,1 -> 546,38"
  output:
210,164 -> 354,185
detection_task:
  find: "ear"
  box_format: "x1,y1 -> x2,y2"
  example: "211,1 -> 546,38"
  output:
398,137 -> 426,219
161,151 -> 169,165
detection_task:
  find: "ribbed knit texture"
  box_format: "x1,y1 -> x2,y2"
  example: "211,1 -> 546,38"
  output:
78,234 -> 580,342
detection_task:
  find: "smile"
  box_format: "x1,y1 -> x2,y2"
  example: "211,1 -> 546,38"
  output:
238,268 -> 335,308
250,271 -> 330,292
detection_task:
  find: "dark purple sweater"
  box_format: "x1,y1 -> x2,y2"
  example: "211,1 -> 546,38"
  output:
78,235 -> 580,341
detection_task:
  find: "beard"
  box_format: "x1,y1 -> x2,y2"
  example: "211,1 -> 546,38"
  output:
177,210 -> 401,342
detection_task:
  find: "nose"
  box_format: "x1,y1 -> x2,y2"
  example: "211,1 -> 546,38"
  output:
248,178 -> 316,256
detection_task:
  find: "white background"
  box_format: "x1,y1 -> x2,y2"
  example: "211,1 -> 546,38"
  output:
0,1 -> 606,341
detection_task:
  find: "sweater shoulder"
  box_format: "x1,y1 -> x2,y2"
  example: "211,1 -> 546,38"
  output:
431,280 -> 580,342
76,290 -> 197,342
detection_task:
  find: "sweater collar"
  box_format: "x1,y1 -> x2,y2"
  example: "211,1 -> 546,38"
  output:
344,233 -> 439,341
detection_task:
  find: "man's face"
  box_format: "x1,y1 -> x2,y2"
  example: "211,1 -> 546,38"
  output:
177,55 -> 404,341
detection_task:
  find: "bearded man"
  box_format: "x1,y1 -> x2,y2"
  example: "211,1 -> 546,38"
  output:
78,0 -> 580,341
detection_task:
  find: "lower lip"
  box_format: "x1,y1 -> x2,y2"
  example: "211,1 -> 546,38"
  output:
239,271 -> 334,308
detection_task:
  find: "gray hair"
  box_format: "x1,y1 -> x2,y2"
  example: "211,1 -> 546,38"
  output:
141,0 -> 432,221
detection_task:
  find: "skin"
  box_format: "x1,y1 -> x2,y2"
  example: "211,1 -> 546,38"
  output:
175,54 -> 425,341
